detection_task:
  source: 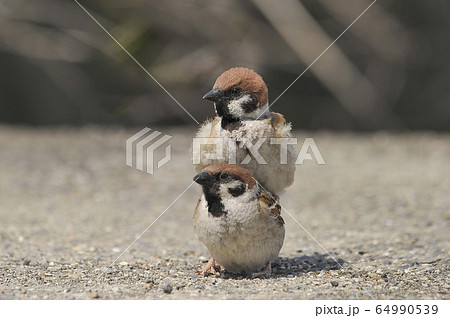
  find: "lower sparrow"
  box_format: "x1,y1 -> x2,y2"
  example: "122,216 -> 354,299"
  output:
193,163 -> 285,278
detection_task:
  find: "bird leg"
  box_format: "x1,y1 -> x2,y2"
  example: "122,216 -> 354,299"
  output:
250,261 -> 272,279
197,257 -> 221,276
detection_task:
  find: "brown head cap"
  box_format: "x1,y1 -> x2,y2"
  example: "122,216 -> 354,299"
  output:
213,67 -> 268,107
204,163 -> 257,190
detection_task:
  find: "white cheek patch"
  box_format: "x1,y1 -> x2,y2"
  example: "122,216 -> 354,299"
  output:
227,95 -> 252,119
215,182 -> 261,225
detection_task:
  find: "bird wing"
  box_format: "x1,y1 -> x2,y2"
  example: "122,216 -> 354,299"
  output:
270,112 -> 293,139
196,117 -> 221,139
270,112 -> 286,126
257,189 -> 285,225
194,117 -> 222,172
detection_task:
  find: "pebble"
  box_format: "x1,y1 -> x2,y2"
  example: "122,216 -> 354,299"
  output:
398,264 -> 411,270
418,258 -> 440,264
163,283 -> 173,294
89,292 -> 100,299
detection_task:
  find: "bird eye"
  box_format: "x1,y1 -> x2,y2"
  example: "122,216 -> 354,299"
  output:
220,173 -> 230,181
230,87 -> 241,96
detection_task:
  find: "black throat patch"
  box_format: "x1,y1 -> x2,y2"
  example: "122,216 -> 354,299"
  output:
221,115 -> 242,131
215,101 -> 227,117
202,186 -> 227,217
216,100 -> 241,131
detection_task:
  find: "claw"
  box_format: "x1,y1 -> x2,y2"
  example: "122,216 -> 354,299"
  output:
250,261 -> 272,279
196,257 -> 221,276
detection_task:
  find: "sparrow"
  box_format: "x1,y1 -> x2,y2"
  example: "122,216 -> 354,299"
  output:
194,67 -> 296,195
193,163 -> 285,278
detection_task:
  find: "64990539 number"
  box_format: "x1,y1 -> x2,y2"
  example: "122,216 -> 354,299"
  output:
375,304 -> 438,315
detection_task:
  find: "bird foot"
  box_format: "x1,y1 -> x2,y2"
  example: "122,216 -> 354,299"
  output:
250,261 -> 272,279
196,257 -> 221,276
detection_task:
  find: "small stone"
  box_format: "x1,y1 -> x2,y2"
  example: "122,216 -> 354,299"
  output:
418,258 -> 440,264
89,292 -> 100,299
119,262 -> 129,267
398,264 -> 410,270
23,260 -> 31,266
22,289 -> 27,294
331,281 -> 339,287
163,283 -> 173,294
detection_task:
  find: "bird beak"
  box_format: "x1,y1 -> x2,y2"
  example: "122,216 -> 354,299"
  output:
193,171 -> 215,186
203,88 -> 223,102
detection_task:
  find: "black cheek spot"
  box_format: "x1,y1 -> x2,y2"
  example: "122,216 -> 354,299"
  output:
228,184 -> 246,197
242,96 -> 258,113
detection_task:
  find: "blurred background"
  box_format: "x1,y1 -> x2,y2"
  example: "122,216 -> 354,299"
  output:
0,0 -> 449,131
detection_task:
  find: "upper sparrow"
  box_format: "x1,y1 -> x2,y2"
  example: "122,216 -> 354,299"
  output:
194,67 -> 296,195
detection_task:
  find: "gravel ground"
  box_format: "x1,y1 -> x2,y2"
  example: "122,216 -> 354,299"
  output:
0,125 -> 448,299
